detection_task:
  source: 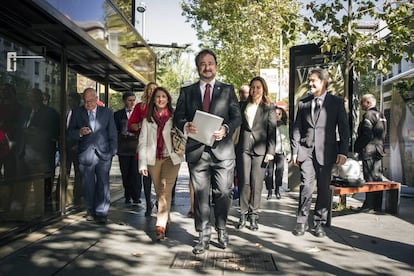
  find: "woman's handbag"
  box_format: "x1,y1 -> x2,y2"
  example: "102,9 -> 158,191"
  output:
171,127 -> 187,156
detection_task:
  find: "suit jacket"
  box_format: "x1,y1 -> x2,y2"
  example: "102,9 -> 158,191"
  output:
22,105 -> 60,174
114,108 -> 137,156
236,101 -> 276,157
68,105 -> 117,165
173,80 -> 241,163
291,92 -> 349,166
114,108 -> 128,135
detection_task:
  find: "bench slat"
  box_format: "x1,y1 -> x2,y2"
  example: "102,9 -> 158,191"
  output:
327,181 -> 401,227
330,181 -> 400,195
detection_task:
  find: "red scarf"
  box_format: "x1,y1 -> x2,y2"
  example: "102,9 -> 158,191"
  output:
153,108 -> 170,159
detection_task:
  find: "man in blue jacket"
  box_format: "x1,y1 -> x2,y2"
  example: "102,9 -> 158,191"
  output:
68,88 -> 117,224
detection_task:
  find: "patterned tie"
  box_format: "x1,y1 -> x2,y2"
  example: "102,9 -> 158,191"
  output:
203,83 -> 211,112
89,111 -> 95,131
313,98 -> 321,122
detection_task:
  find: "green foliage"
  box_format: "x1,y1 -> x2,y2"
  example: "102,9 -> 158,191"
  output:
303,0 -> 414,76
109,92 -> 124,111
111,0 -> 132,23
395,79 -> 414,92
153,48 -> 197,103
181,0 -> 302,88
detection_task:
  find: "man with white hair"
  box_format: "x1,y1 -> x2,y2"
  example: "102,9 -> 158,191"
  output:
354,93 -> 387,213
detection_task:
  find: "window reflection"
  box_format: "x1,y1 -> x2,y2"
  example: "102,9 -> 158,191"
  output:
46,0 -> 155,82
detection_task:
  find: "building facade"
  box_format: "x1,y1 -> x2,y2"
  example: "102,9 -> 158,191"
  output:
0,0 -> 155,243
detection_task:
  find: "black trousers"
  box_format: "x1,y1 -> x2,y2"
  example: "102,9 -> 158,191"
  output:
237,152 -> 266,217
265,153 -> 284,191
189,151 -> 234,232
297,154 -> 333,225
362,158 -> 383,211
118,155 -> 140,202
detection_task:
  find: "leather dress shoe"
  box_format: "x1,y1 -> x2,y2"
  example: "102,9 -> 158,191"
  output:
313,224 -> 326,238
94,216 -> 107,224
236,215 -> 247,229
85,214 -> 95,221
292,223 -> 308,236
217,229 -> 229,249
250,217 -> 258,231
193,240 -> 209,254
193,231 -> 210,254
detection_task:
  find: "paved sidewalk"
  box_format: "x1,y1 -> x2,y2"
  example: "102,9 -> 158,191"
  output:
1,163 -> 413,275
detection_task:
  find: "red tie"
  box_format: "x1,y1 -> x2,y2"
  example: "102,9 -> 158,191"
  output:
203,83 -> 211,112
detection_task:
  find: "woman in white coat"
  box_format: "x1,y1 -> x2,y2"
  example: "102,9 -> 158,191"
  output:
138,87 -> 183,241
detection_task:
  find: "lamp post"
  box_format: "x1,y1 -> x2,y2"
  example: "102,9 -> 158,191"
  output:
136,2 -> 146,39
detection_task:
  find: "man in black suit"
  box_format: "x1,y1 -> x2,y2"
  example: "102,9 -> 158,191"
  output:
291,68 -> 349,237
114,92 -> 141,205
354,93 -> 387,212
66,92 -> 82,206
68,88 -> 117,224
174,49 -> 241,254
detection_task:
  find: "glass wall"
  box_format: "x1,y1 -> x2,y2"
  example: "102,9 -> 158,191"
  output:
46,0 -> 155,82
0,35 -> 63,237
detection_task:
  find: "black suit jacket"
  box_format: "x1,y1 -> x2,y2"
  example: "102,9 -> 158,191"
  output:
174,81 -> 241,163
68,106 -> 117,165
236,101 -> 276,157
291,92 -> 349,166
114,108 -> 138,156
114,108 -> 128,135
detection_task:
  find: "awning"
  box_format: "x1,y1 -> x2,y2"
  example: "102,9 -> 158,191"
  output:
0,0 -> 156,92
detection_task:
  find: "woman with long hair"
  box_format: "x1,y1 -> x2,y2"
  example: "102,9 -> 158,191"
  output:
235,76 -> 276,231
128,82 -> 157,216
138,87 -> 183,240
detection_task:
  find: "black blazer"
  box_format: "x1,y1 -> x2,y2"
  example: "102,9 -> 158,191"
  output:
114,108 -> 128,135
174,81 -> 241,163
291,92 -> 349,166
236,101 -> 276,157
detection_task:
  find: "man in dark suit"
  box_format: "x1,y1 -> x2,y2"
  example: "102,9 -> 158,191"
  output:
22,88 -> 60,209
66,92 -> 82,207
291,68 -> 349,237
68,88 -> 117,224
114,92 -> 141,205
174,49 -> 241,254
354,93 -> 387,212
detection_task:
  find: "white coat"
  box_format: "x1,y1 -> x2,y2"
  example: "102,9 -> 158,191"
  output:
137,117 -> 183,171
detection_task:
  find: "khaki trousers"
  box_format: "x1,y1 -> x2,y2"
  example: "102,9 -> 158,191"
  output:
148,157 -> 180,228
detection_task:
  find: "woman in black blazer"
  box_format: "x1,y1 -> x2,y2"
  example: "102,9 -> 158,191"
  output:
235,76 -> 276,231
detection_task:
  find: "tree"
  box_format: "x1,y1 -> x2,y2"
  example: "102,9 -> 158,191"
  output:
303,0 -> 414,94
181,0 -> 302,89
154,47 -> 197,102
303,0 -> 413,149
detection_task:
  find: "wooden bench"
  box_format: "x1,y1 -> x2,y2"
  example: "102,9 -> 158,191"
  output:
327,181 -> 401,226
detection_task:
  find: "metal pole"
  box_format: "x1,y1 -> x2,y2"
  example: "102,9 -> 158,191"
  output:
279,30 -> 283,101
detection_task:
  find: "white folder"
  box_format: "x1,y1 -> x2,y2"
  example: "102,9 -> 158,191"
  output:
188,110 -> 224,146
